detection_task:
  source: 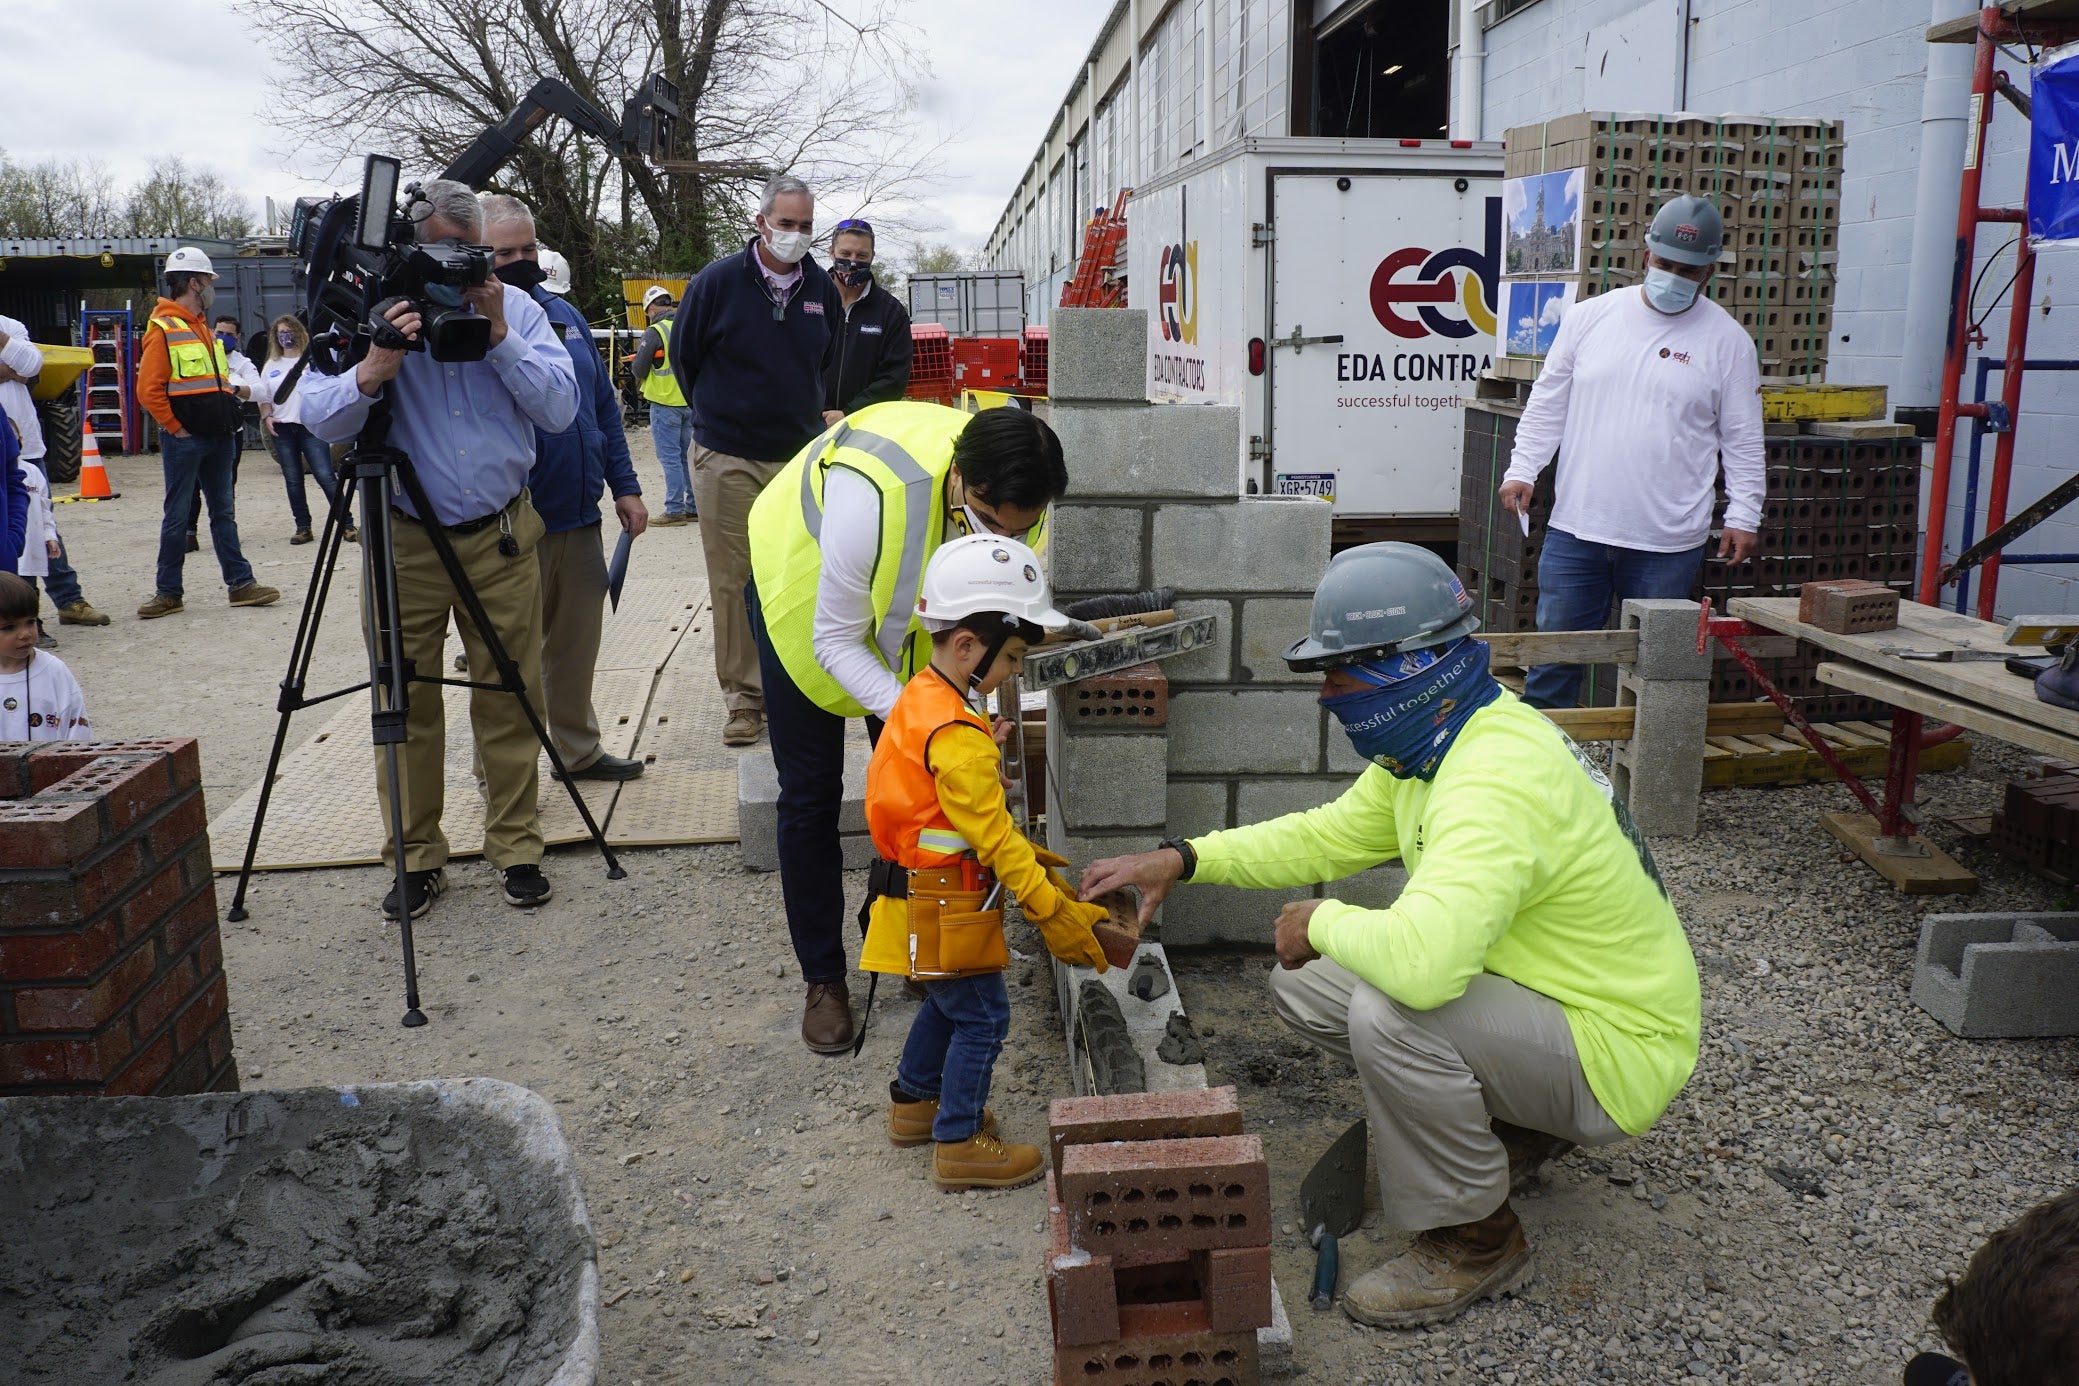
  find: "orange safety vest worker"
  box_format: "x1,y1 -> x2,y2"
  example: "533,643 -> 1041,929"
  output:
138,298 -> 242,438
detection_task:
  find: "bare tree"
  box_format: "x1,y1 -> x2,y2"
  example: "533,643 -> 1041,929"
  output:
240,0 -> 947,321
120,158 -> 255,239
0,152 -> 123,237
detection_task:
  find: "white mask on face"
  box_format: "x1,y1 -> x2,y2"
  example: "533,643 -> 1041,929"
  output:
1643,266 -> 1702,314
761,222 -> 811,265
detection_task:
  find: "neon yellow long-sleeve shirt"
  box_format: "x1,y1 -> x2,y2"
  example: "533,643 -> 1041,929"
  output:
1189,694 -> 1700,1136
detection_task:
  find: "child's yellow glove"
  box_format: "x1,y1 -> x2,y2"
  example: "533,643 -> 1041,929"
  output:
1033,846 -> 1072,869
1027,892 -> 1110,972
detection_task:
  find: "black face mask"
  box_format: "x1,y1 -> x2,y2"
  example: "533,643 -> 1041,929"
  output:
495,259 -> 548,291
831,258 -> 873,289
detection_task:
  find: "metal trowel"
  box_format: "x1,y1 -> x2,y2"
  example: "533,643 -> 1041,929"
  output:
1297,1119 -> 1368,1310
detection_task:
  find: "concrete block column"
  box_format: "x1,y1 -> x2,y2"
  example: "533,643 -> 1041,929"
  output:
1049,309 -> 1149,401
1607,599 -> 1710,838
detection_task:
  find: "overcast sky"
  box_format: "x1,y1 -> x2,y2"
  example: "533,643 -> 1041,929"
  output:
2,0 -> 1112,260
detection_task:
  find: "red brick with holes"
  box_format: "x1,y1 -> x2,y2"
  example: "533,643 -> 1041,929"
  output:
0,740 -> 238,1096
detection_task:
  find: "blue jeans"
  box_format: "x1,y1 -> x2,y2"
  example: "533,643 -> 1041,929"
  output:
34,532 -> 85,609
269,422 -> 340,530
158,431 -> 255,599
896,972 -> 1012,1142
1521,527 -> 1708,708
649,403 -> 695,516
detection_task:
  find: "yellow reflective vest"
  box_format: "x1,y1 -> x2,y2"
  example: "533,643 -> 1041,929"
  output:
149,310 -> 242,436
638,319 -> 686,406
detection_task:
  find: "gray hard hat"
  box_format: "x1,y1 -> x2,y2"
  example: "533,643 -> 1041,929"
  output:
1285,542 -> 1481,671
1645,195 -> 1725,267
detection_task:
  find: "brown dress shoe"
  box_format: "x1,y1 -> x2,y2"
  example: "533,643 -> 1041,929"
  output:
1493,1117 -> 1577,1193
887,1091 -> 998,1147
802,980 -> 855,1054
932,1131 -> 1044,1191
1342,1201 -> 1535,1329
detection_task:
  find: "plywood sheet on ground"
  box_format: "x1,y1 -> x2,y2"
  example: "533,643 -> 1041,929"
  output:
603,620 -> 743,847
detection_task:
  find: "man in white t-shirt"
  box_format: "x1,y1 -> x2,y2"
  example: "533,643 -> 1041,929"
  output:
1500,196 -> 1764,708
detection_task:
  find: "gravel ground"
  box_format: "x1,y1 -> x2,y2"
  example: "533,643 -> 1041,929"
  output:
34,441 -> 2079,1382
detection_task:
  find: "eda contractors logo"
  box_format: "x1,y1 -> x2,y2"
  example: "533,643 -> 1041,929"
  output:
1367,198 -> 1501,341
1157,240 -> 1198,345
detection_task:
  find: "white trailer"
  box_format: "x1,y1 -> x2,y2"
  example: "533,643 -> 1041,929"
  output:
1126,136 -> 1504,542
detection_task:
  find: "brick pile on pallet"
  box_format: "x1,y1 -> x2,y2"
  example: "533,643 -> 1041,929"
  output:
0,738 -> 238,1096
1989,763 -> 2079,880
1497,111 -> 1842,382
1044,1086 -> 1271,1386
1043,308 -> 1399,947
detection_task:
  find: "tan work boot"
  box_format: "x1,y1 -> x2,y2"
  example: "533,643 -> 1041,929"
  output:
1343,1200 -> 1534,1329
58,601 -> 110,626
229,583 -> 282,608
802,981 -> 855,1055
136,593 -> 184,620
1493,1117 -> 1576,1193
932,1130 -> 1044,1192
887,1087 -> 998,1147
723,709 -> 763,746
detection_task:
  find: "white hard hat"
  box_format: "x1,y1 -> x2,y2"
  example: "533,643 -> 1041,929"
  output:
165,245 -> 215,276
642,284 -> 673,310
540,247 -> 572,295
916,534 -> 1070,632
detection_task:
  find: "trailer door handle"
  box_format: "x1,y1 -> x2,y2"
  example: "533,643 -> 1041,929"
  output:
1274,324 -> 1344,353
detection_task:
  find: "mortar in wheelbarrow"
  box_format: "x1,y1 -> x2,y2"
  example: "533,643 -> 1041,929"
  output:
0,1078 -> 599,1385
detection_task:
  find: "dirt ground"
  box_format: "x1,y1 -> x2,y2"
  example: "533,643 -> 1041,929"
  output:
37,434 -> 2079,1384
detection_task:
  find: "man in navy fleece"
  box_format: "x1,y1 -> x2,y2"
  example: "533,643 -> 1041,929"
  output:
669,174 -> 842,747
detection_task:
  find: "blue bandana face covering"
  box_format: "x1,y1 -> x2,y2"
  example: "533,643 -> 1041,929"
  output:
1321,638 -> 1502,780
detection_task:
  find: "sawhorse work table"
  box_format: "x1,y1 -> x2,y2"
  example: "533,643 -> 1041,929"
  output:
1710,597 -> 2079,893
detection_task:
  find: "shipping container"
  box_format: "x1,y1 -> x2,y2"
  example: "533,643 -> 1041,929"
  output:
906,271 -> 1026,336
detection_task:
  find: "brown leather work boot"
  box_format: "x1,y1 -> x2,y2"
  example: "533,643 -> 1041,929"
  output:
932,1130 -> 1044,1192
887,1087 -> 998,1147
1493,1117 -> 1577,1193
802,980 -> 855,1055
1342,1200 -> 1534,1329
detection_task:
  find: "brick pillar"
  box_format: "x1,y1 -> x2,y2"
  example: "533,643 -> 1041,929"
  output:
0,739 -> 238,1096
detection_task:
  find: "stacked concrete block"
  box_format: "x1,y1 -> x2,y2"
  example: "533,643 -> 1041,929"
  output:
1607,599 -> 1712,838
737,744 -> 871,872
1044,1086 -> 1272,1385
0,739 -> 237,1096
1912,913 -> 2079,1038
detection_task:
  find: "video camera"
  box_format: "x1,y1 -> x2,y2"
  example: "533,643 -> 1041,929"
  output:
289,156 -> 495,368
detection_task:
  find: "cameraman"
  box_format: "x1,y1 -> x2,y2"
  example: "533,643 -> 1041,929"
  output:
298,179 -> 578,921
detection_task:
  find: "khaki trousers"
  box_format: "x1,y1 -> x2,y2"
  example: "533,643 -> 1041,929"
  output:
691,444 -> 784,713
1268,958 -> 1627,1231
367,495 -> 546,872
536,524 -> 610,770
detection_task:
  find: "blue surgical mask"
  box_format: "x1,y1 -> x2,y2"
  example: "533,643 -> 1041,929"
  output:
1643,267 -> 1702,314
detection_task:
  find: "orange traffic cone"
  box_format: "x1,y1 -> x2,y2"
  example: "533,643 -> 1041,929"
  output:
76,421 -> 118,501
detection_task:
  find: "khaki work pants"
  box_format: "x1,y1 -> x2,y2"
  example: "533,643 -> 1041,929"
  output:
367,494 -> 546,873
691,444 -> 784,714
1268,958 -> 1628,1231
536,523 -> 610,770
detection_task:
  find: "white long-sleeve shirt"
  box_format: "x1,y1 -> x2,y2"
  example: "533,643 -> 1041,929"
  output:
16,460 -> 55,577
1504,286 -> 1764,552
814,466 -> 907,719
0,314 -> 46,462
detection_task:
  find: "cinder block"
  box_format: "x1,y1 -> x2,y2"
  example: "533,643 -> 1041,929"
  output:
1050,504 -> 1147,594
1159,882 -> 1313,948
1912,913 -> 2079,1037
1168,690 -> 1324,775
1052,717 -> 1169,831
1323,711 -> 1373,775
1049,1085 -> 1246,1180
1622,598 -> 1713,682
1160,599 -> 1235,685
1050,308 -> 1150,402
1165,779 -> 1231,838
1151,498 -> 1332,593
1046,826 -> 1159,878
1061,1133 -> 1271,1258
1051,401 -> 1240,499
1609,670 -> 1709,837
1200,1245 -> 1275,1333
1234,777 -> 1350,824
1327,862 -> 1408,909
736,746 -> 869,871
1237,597 -> 1315,684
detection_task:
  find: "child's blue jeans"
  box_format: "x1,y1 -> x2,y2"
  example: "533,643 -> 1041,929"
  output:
896,972 -> 1011,1143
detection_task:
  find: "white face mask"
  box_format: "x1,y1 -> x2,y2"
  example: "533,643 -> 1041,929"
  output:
761,223 -> 811,265
1643,266 -> 1702,314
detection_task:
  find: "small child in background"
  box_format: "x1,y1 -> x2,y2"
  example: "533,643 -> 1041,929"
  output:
14,458 -> 60,646
859,534 -> 1111,1192
0,572 -> 90,740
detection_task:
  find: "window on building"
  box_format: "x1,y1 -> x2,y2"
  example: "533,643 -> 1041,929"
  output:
1311,0 -> 1449,139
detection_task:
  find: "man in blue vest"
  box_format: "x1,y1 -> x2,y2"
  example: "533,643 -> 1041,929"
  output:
482,195 -> 649,782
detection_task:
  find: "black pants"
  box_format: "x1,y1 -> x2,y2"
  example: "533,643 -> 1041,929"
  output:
747,581 -> 882,986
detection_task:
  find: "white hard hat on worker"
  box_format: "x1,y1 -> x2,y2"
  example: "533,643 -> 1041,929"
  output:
915,533 -> 1070,632
539,248 -> 572,296
164,246 -> 215,278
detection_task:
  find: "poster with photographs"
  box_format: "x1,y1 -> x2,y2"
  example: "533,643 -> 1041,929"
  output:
1502,169 -> 1584,277
1500,281 -> 1576,360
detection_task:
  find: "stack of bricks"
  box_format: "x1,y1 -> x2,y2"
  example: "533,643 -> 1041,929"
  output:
1045,1086 -> 1272,1386
1500,112 -> 1843,380
1989,763 -> 2079,881
0,738 -> 237,1096
1046,307 -> 1401,948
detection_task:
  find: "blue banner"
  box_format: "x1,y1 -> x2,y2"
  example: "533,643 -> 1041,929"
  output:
2032,51 -> 2079,242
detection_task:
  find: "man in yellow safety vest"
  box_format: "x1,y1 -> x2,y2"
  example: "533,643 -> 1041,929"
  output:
746,400 -> 1068,1055
633,286 -> 694,525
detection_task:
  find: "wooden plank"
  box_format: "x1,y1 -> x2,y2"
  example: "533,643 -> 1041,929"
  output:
1819,811 -> 1978,895
1814,660 -> 2079,763
1477,629 -> 1639,667
1538,701 -> 1785,741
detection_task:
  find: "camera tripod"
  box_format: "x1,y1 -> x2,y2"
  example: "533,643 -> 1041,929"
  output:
225,402 -> 625,1027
